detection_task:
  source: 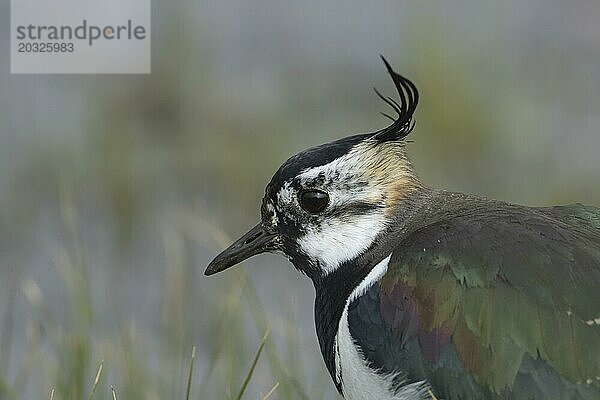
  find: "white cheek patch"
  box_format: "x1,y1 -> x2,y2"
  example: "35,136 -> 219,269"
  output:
275,144 -> 393,274
273,141 -> 412,275
294,147 -> 390,274
297,210 -> 387,275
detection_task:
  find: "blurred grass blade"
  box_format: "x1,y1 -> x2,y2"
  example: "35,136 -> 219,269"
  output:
243,280 -> 312,400
49,389 -> 55,400
428,389 -> 439,400
89,360 -> 104,400
0,268 -> 18,374
111,386 -> 117,400
234,329 -> 269,400
261,382 -> 279,400
185,346 -> 196,400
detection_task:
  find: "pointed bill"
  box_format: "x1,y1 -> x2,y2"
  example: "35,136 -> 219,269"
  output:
204,223 -> 278,276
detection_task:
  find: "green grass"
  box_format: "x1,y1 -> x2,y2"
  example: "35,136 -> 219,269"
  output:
0,186 -> 334,400
186,347 -> 196,400
234,330 -> 269,400
88,360 -> 103,400
41,336 -> 271,400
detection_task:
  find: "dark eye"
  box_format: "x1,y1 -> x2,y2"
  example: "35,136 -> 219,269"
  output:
299,190 -> 329,214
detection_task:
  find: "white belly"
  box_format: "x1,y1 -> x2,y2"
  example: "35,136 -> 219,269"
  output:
334,255 -> 429,400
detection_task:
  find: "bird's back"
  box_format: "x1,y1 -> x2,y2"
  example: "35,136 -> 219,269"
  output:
346,192 -> 600,399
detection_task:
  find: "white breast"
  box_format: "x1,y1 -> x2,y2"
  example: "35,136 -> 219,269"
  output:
334,255 -> 430,400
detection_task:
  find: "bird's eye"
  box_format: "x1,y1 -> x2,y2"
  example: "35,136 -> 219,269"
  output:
299,190 -> 329,214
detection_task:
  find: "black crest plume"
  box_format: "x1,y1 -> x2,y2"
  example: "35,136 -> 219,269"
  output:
372,56 -> 419,142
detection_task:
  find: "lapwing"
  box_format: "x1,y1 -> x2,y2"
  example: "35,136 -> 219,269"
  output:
205,57 -> 600,400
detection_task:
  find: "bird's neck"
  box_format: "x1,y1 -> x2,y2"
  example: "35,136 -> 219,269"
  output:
313,254 -> 375,393
311,185 -> 436,391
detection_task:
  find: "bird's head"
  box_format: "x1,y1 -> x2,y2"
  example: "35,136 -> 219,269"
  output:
205,57 -> 421,280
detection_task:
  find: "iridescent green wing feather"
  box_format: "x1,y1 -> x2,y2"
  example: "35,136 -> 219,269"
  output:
353,200 -> 600,399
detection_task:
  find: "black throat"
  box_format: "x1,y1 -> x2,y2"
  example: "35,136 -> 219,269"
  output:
310,241 -> 394,394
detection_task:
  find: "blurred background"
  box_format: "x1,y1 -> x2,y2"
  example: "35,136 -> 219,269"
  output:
1,0 -> 599,399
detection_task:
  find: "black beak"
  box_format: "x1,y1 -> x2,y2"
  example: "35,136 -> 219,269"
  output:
204,223 -> 278,276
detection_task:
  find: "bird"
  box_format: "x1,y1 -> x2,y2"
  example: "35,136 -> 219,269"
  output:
205,57 -> 600,400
